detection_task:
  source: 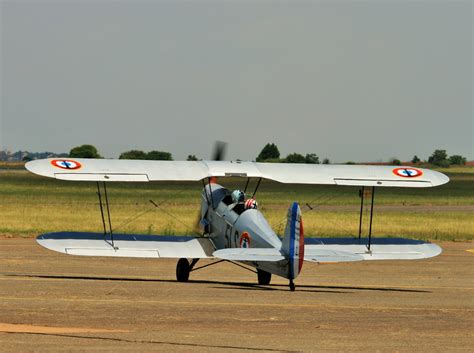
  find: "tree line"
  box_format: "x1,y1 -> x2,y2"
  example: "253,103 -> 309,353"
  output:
389,150 -> 467,167
255,143 -> 328,164
56,143 -> 470,167
68,144 -> 191,161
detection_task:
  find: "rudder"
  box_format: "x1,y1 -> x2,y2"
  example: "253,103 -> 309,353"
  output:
281,202 -> 305,280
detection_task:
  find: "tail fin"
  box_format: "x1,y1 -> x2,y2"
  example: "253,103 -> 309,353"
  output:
281,202 -> 305,280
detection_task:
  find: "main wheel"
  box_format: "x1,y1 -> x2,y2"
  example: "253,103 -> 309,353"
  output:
257,269 -> 272,285
289,280 -> 296,292
176,258 -> 190,282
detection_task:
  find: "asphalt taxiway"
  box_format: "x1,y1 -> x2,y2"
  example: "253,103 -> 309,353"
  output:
0,238 -> 472,352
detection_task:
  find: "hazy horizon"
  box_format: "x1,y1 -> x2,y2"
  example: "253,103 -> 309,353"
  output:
0,143 -> 471,164
1,1 -> 472,163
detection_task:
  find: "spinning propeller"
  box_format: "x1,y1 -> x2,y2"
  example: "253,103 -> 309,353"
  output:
194,141 -> 227,233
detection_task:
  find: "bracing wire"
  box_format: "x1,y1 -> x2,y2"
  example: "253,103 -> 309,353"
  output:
113,186 -> 200,236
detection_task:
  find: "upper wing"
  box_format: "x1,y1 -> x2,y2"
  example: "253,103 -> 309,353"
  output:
37,232 -> 215,258
304,237 -> 442,260
26,158 -> 449,187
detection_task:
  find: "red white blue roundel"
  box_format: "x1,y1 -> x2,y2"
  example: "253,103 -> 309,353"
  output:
239,232 -> 251,248
392,167 -> 423,178
51,159 -> 82,170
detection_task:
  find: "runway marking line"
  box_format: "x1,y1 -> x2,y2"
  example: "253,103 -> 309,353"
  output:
0,296 -> 471,313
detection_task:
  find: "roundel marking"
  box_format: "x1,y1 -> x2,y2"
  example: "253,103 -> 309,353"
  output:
51,159 -> 82,170
239,232 -> 251,248
392,167 -> 423,178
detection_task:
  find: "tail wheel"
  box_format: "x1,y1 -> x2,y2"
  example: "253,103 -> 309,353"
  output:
257,269 -> 271,285
176,258 -> 190,282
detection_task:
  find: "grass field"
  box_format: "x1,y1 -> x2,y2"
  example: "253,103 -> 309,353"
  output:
0,168 -> 473,241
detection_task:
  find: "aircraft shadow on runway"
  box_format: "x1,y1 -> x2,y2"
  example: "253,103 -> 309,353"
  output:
4,273 -> 431,293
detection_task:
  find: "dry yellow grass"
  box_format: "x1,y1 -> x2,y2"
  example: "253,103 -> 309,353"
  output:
0,170 -> 472,241
1,201 -> 472,241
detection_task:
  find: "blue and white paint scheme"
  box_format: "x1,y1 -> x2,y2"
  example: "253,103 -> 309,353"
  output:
27,158 -> 447,291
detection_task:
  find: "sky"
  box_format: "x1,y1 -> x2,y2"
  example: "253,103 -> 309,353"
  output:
1,0 -> 472,162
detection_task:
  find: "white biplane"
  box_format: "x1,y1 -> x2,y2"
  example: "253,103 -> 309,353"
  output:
26,156 -> 448,291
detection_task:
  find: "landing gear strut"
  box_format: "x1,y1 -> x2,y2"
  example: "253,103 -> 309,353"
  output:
257,269 -> 271,285
289,279 -> 296,292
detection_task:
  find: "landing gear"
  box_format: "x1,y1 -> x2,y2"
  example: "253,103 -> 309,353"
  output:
289,279 -> 296,292
176,258 -> 190,282
257,269 -> 271,285
176,258 -> 200,282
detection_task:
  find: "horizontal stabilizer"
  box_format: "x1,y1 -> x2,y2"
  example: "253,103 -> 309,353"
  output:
304,237 -> 442,260
37,232 -> 215,259
213,248 -> 285,262
304,249 -> 364,263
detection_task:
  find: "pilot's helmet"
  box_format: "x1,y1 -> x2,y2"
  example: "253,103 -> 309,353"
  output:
244,198 -> 258,210
231,189 -> 245,203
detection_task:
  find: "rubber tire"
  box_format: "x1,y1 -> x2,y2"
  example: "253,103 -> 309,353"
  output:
176,258 -> 190,282
289,281 -> 296,292
257,269 -> 272,285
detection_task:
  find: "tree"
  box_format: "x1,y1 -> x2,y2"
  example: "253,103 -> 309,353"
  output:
69,144 -> 101,158
411,155 -> 421,164
146,150 -> 173,160
285,153 -> 306,163
449,155 -> 466,165
305,153 -> 320,164
322,158 -> 330,164
119,150 -> 147,160
187,154 -> 199,161
389,158 -> 401,166
428,149 -> 449,167
256,143 -> 280,162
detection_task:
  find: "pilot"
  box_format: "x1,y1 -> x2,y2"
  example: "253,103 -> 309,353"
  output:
231,189 -> 245,204
244,198 -> 258,210
230,190 -> 246,214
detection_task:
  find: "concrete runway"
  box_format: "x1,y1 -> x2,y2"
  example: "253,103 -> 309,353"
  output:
0,238 -> 472,352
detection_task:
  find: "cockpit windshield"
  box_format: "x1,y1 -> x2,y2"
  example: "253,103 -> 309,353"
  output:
211,187 -> 231,206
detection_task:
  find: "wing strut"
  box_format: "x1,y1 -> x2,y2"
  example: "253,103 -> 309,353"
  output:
358,186 -> 376,251
368,186 -> 375,250
358,186 -> 365,240
207,178 -> 215,209
252,178 -> 263,198
242,177 -> 261,198
243,178 -> 250,193
96,182 -> 115,248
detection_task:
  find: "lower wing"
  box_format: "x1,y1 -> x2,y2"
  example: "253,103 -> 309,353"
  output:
37,233 -> 441,262
305,237 -> 442,260
37,232 -> 215,258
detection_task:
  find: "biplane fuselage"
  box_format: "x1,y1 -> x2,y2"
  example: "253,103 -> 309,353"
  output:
201,183 -> 291,279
